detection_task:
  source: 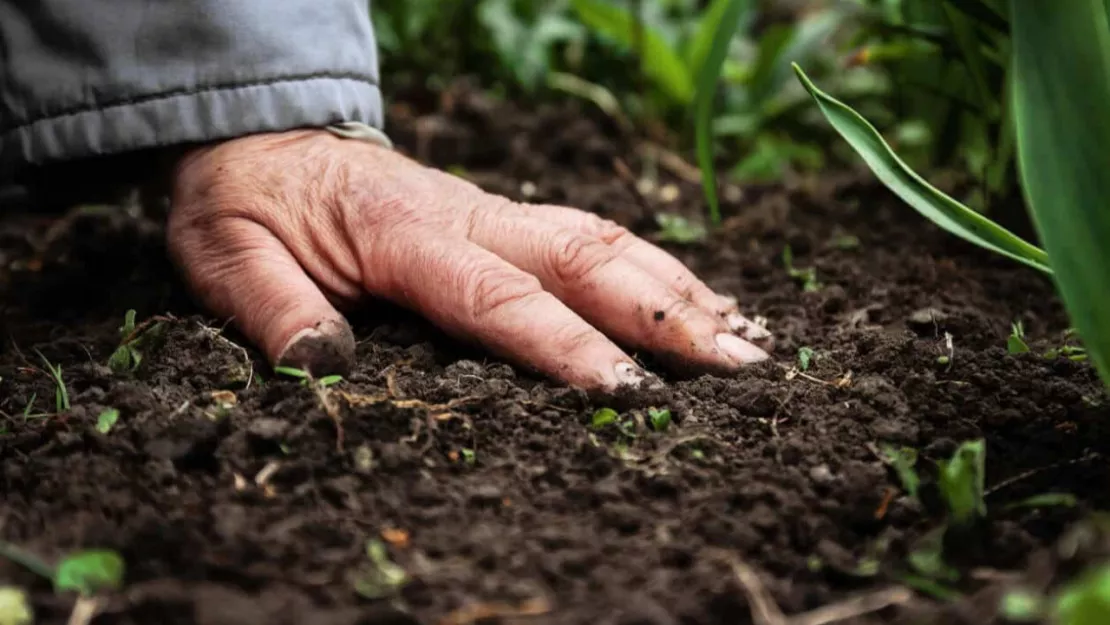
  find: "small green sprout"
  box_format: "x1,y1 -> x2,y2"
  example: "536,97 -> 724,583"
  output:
797,346 -> 815,371
107,310 -> 165,374
832,233 -> 860,250
655,213 -> 706,244
936,355 -> 951,366
782,245 -> 821,292
1008,320 -> 1030,354
54,551 -> 125,596
349,539 -> 408,600
460,448 -> 476,466
0,542 -> 124,597
880,444 -> 921,499
273,366 -> 343,388
648,407 -> 672,432
590,407 -> 618,429
34,350 -> 69,413
937,439 -> 987,526
95,408 -> 120,434
0,586 -> 33,625
21,394 -> 37,419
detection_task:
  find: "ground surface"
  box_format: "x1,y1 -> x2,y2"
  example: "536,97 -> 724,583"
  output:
3,88 -> 1110,625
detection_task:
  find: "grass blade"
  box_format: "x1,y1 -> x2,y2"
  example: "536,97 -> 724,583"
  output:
1009,0 -> 1110,389
570,0 -> 694,104
791,63 -> 1050,274
693,0 -> 750,224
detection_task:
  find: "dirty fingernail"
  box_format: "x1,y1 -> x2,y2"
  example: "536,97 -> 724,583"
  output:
614,362 -> 646,386
715,332 -> 769,364
276,318 -> 356,377
727,312 -> 773,346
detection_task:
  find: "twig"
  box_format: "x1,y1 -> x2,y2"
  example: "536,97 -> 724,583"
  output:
985,450 -> 1103,496
709,550 -> 913,625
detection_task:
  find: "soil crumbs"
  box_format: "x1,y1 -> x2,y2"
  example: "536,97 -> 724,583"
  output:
3,89 -> 1110,625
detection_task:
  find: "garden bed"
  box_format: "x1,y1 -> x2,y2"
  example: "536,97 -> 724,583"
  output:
2,88 -> 1109,625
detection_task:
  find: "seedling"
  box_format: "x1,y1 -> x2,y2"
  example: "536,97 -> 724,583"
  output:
654,213 -> 706,244
880,444 -> 921,499
648,407 -> 672,432
34,350 -> 69,413
272,366 -> 343,388
782,245 -> 821,292
937,439 -> 987,527
460,448 -> 476,466
590,407 -> 618,429
832,233 -> 860,250
349,539 -> 408,600
0,541 -> 124,597
1008,320 -> 1031,355
797,346 -> 816,371
107,309 -> 165,374
95,408 -> 119,434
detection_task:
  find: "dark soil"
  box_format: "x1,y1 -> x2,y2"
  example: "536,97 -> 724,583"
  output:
3,86 -> 1110,625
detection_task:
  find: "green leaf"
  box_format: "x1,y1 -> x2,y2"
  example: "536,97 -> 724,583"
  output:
318,375 -> 343,387
0,586 -> 33,625
791,64 -> 1051,275
591,407 -> 619,429
797,347 -> 815,371
937,439 -> 987,525
1009,0 -> 1110,391
95,408 -> 119,434
940,3 -> 997,119
880,444 -> 921,499
350,540 -> 408,600
273,366 -> 309,379
999,589 -> 1044,622
1005,492 -> 1077,511
692,0 -> 749,224
686,0 -> 751,72
943,0 -> 1008,32
648,407 -> 672,432
570,0 -> 694,103
54,550 -> 125,596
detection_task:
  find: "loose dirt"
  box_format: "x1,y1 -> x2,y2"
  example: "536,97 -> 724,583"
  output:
2,86 -> 1108,625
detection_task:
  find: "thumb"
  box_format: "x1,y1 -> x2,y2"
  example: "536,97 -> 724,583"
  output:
168,217 -> 356,377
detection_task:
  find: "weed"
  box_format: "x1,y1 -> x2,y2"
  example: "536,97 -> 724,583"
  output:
648,407 -> 671,432
1008,320 -> 1030,355
937,439 -> 987,527
0,542 -> 123,597
107,309 -> 165,374
654,213 -> 706,244
34,350 -> 68,413
349,539 -> 408,600
273,366 -> 343,388
95,408 -> 119,434
782,245 -> 821,292
590,407 -> 618,429
797,346 -> 815,371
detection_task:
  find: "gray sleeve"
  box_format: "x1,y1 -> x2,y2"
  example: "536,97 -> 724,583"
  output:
0,0 -> 386,171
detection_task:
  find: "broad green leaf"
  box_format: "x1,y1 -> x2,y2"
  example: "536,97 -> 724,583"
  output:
54,550 -> 124,596
692,0 -> 750,224
791,64 -> 1051,274
571,0 -> 694,103
95,408 -> 119,434
1054,563 -> 1110,625
1009,0 -> 1110,390
590,407 -> 618,428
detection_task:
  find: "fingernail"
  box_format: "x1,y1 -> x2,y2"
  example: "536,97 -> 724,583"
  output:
718,293 -> 739,309
614,362 -> 646,386
715,332 -> 769,364
727,312 -> 772,341
276,318 -> 356,377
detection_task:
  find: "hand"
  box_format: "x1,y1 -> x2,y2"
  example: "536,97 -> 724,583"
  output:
166,129 -> 771,391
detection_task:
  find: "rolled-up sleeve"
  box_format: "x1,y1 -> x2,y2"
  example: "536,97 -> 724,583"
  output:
0,1 -> 385,171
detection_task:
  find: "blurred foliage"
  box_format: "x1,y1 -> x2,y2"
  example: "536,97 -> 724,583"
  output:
369,0 -> 1013,192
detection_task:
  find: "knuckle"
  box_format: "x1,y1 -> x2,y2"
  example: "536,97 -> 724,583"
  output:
465,263 -> 545,321
581,214 -> 632,246
549,233 -> 617,284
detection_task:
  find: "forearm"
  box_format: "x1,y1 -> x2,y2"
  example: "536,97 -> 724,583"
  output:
0,0 -> 386,174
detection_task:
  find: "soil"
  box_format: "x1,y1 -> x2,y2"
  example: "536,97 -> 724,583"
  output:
3,85 -> 1110,625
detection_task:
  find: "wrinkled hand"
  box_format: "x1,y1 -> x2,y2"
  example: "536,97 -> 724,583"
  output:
167,129 -> 771,391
